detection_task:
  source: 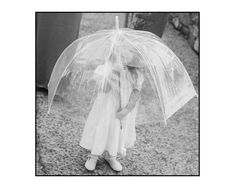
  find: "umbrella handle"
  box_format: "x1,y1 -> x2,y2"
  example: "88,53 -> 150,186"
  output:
119,71 -> 123,129
118,73 -> 126,157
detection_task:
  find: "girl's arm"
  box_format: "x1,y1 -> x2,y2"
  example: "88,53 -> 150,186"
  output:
125,88 -> 141,111
116,70 -> 144,120
116,88 -> 140,120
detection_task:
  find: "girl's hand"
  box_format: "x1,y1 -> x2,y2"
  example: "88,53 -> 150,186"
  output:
116,108 -> 129,120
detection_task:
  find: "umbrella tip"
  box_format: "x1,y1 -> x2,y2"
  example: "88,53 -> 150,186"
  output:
115,16 -> 119,30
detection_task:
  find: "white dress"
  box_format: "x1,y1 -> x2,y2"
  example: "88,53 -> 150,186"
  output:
79,68 -> 144,156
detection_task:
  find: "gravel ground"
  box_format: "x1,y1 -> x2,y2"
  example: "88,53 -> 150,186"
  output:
36,13 -> 199,175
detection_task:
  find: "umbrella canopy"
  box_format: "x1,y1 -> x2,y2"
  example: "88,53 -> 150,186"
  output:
48,16 -> 197,123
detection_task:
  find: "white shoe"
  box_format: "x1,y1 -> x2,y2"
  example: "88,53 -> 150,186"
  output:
85,155 -> 98,171
106,156 -> 122,172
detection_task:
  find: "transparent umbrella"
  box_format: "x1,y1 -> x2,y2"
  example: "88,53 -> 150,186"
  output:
47,16 -> 197,124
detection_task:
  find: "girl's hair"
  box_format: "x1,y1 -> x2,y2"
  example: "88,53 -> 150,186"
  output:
127,66 -> 139,79
127,66 -> 143,72
127,66 -> 136,71
127,66 -> 144,81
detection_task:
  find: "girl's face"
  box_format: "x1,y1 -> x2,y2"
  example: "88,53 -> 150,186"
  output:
112,63 -> 123,72
138,67 -> 145,73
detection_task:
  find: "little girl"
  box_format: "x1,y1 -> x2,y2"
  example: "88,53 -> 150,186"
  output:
79,54 -> 144,171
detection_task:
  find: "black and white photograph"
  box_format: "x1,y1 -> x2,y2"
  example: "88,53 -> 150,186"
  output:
36,12 -> 199,176
2,0 -> 235,186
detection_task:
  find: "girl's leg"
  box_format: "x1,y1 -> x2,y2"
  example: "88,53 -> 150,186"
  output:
106,152 -> 122,172
85,153 -> 99,171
